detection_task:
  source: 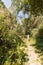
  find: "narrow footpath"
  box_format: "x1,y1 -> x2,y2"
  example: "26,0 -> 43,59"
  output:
25,39 -> 41,65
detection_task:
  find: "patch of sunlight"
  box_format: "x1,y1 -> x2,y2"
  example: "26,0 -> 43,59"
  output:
32,59 -> 39,63
29,38 -> 36,45
0,14 -> 3,20
4,60 -> 11,65
4,60 -> 15,65
40,55 -> 43,58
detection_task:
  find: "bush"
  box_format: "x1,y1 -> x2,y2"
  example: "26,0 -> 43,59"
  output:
0,14 -> 27,65
36,27 -> 43,42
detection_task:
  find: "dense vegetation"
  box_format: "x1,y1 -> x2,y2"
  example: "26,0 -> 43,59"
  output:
0,0 -> 43,65
0,1 -> 28,65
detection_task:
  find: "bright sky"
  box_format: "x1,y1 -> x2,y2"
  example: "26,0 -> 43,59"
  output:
1,0 -> 30,24
2,0 -> 11,9
1,0 -> 29,18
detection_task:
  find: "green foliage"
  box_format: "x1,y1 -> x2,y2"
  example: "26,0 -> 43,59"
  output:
0,14 -> 27,65
0,1 -> 27,65
29,0 -> 43,15
30,19 -> 43,65
36,27 -> 43,43
1,0 -> 43,65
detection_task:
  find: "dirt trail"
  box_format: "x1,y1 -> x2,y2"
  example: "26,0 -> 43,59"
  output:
25,39 -> 41,65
